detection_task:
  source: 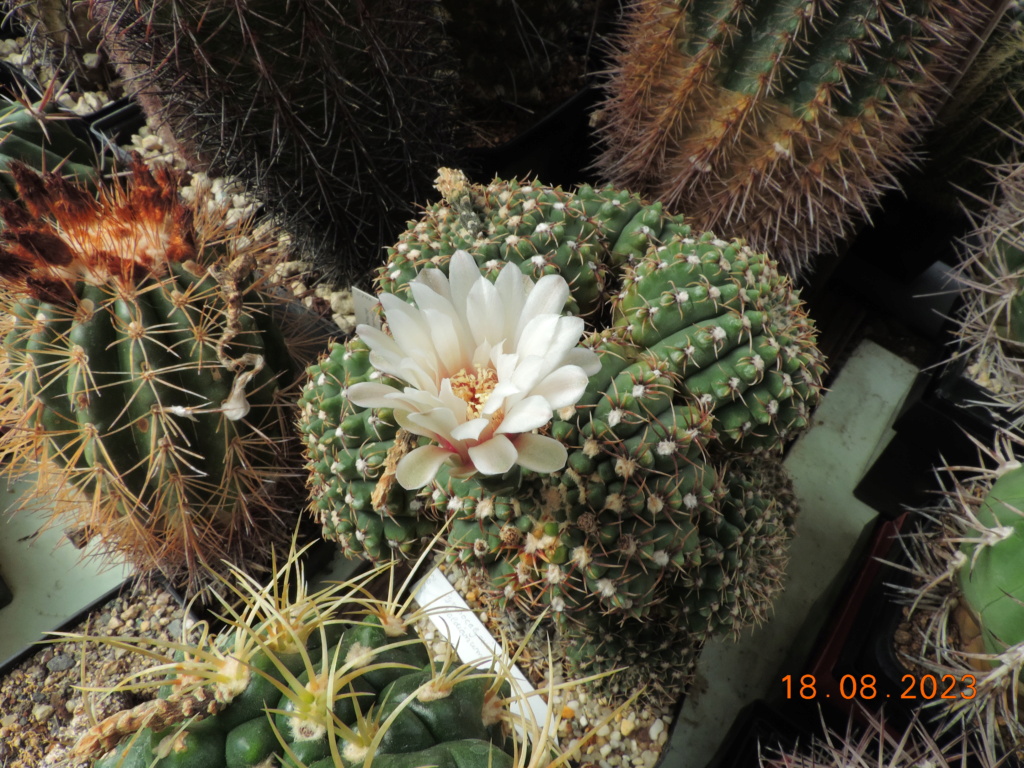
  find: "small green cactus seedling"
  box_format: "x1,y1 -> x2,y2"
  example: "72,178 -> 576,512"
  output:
592,0 -> 991,275
0,158 -> 330,592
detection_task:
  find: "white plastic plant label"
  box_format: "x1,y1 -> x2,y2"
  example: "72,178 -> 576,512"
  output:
414,568 -> 554,740
351,286 -> 382,329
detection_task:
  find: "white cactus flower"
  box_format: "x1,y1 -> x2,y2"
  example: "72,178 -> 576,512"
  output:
348,250 -> 600,489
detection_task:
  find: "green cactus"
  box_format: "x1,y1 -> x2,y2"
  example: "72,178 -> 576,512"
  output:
90,0 -> 453,282
69,548 -> 528,768
957,463 -> 1024,656
298,171 -> 820,658
592,0 -> 992,276
899,440 -> 1024,751
0,159 -> 328,592
0,97 -> 102,197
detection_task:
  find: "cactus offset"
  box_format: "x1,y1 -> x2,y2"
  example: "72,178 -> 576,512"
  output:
298,171 -> 820,666
91,0 -> 453,282
593,0 -> 989,276
0,159 -> 328,592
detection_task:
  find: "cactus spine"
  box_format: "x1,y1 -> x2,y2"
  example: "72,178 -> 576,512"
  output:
0,159 -> 328,591
90,0 -> 453,281
0,97 -> 102,197
593,0 -> 989,276
897,438 -> 1024,752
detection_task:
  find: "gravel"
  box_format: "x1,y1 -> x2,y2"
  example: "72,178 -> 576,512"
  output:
0,582 -> 190,768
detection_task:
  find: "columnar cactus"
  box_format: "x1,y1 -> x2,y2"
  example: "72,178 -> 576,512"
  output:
298,170 -> 822,673
592,0 -> 990,276
68,549 -> 536,768
0,159 -> 329,591
897,438 -> 1024,751
90,0 -> 453,281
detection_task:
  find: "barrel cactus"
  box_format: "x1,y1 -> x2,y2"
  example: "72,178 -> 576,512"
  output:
69,545 -> 572,768
298,170 -> 822,671
90,0 -> 453,281
592,0 -> 991,276
952,146 -> 1024,426
898,437 -> 1024,751
0,159 -> 329,592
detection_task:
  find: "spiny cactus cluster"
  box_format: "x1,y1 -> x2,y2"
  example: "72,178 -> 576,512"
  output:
761,709 -> 1003,768
90,0 -> 454,282
896,436 -> 1024,752
0,159 -> 330,592
68,547 -> 547,768
298,170 -> 823,678
952,146 -> 1024,424
592,0 -> 989,276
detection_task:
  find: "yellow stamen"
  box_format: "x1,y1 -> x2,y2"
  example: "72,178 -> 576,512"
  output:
449,365 -> 498,419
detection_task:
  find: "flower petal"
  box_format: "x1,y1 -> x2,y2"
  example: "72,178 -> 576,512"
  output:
513,433 -> 568,473
404,408 -> 461,442
451,417 -> 490,441
347,381 -> 403,409
516,274 -> 569,341
396,445 -> 453,489
496,395 -> 553,434
468,434 -> 517,475
529,365 -> 590,410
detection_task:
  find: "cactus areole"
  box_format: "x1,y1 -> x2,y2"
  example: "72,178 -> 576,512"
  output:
0,160 -> 311,590
958,463 -> 1024,655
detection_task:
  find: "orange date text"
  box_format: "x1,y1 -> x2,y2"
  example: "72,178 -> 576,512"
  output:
781,674 -> 977,700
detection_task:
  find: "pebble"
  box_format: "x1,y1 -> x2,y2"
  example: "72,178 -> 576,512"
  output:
621,718 -> 636,737
649,718 -> 665,741
32,704 -> 55,723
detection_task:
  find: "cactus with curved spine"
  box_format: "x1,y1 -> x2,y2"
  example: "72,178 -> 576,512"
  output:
0,158 -> 330,592
90,0 -> 453,282
0,96 -> 103,197
65,542 -> 593,768
896,435 -> 1024,752
951,145 -> 1024,425
762,708 -> 1003,768
298,170 -> 820,658
592,0 -> 990,276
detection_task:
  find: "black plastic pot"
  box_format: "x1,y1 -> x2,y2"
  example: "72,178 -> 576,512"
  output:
855,356 -> 1003,520
0,570 -> 11,611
